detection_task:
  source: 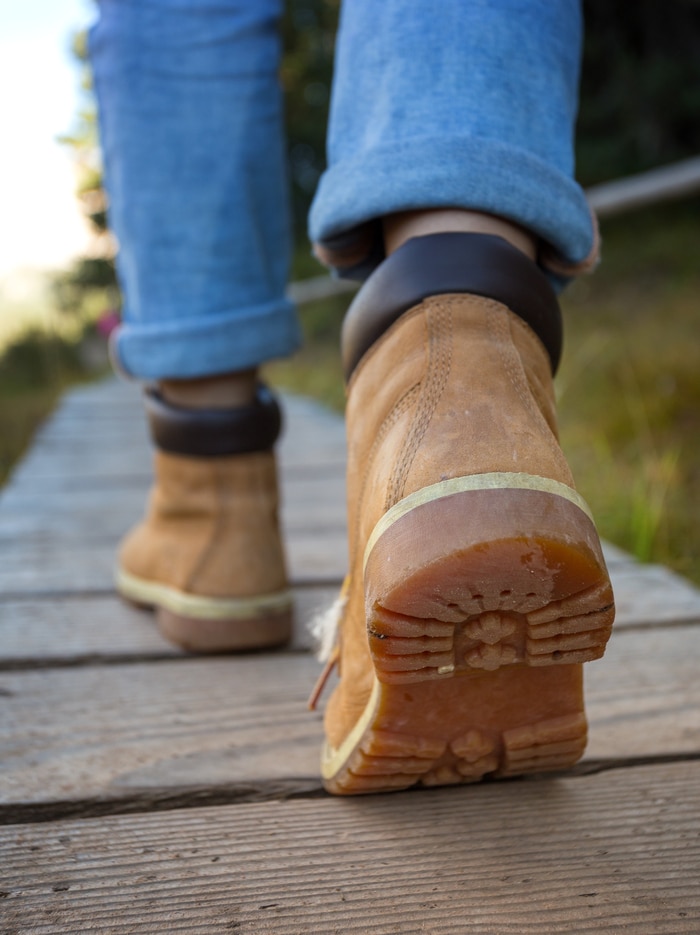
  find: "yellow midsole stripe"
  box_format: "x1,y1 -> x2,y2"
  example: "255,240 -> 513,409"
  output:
321,678 -> 381,780
115,567 -> 292,621
363,472 -> 593,572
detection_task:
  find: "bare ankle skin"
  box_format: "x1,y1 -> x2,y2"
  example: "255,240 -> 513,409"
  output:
383,209 -> 537,261
159,369 -> 258,409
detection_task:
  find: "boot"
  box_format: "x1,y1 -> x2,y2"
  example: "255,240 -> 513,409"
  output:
318,233 -> 615,794
116,384 -> 292,651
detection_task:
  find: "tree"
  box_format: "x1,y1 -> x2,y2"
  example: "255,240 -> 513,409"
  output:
54,29 -> 119,318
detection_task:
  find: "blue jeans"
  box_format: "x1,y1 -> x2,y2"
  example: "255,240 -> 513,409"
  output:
90,0 -> 593,381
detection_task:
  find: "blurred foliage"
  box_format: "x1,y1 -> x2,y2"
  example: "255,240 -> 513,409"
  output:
577,0 -> 700,184
268,200 -> 700,584
281,0 -> 339,240
284,0 -> 700,228
0,331 -> 99,485
57,0 -> 700,306
558,199 -> 700,581
54,26 -> 119,318
8,2 -> 700,572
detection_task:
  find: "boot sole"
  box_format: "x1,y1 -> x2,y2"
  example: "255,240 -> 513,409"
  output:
115,567 -> 293,652
322,472 -> 614,794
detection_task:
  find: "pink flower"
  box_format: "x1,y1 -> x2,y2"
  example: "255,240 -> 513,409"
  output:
96,310 -> 121,337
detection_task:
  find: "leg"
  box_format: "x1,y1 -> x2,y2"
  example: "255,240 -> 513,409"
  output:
90,0 -> 300,650
310,0 -> 595,282
91,0 -> 300,381
309,0 -> 614,793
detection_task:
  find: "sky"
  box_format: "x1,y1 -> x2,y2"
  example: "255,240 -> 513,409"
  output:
0,0 -> 95,279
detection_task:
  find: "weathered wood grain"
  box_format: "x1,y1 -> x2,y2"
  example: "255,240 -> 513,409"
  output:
0,546 -> 694,655
0,653 -> 324,809
0,585 -> 334,666
1,374 -> 699,935
4,384 -> 346,489
1,760 -> 698,934
587,153 -> 700,219
607,562 -> 700,627
3,557 -> 697,665
0,473 -> 347,534
0,626 -> 698,812
0,531 -> 347,595
584,624 -> 700,759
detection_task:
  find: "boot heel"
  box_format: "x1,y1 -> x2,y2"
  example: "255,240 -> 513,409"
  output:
363,473 -> 615,684
321,665 -> 588,794
157,606 -> 292,653
116,566 -> 293,652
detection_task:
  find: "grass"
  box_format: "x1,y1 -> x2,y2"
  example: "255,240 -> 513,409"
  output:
0,329 -> 108,486
267,200 -> 700,584
0,270 -> 114,486
265,291 -> 347,413
4,202 -> 698,583
558,200 -> 700,582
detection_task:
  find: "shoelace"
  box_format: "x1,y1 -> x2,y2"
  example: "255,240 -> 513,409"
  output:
306,575 -> 350,710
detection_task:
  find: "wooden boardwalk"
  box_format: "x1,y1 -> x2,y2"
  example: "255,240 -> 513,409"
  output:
1,377 -> 700,933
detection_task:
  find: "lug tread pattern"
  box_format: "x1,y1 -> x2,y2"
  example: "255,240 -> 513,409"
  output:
332,715 -> 587,794
369,579 -> 614,683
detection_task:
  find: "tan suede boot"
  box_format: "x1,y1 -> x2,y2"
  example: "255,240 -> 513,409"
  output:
317,233 -> 614,794
116,385 -> 292,651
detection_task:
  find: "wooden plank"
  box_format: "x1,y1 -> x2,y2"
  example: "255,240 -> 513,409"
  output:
4,383 -> 345,491
1,555 -> 697,664
1,760 -> 698,933
587,154 -> 700,219
0,585 -> 334,666
584,623 -> 700,759
609,562 -> 700,628
0,484 -> 347,553
0,537 -> 687,637
0,625 -> 698,812
5,555 -> 697,666
0,530 -> 347,595
11,380 -> 344,448
4,454 -> 347,496
0,486 -> 642,583
0,471 -> 347,526
0,654 -> 324,811
286,271 -> 357,304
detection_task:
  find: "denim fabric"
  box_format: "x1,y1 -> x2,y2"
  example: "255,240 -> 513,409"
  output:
90,0 -> 301,380
310,0 -> 593,280
91,0 -> 591,381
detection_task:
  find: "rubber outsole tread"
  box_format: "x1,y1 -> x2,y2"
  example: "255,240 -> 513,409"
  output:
369,579 -> 614,683
323,480 -> 613,795
329,712 -> 588,793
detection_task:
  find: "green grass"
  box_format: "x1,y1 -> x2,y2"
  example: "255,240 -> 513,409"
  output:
264,291 -> 347,413
4,203 -> 698,583
0,330 -> 107,486
558,200 -> 700,582
268,200 -> 700,584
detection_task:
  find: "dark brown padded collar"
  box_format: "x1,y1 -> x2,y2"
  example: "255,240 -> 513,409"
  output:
341,232 -> 563,380
144,383 -> 282,457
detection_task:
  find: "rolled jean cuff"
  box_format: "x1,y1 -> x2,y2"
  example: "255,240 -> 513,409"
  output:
309,136 -> 598,285
111,297 -> 302,381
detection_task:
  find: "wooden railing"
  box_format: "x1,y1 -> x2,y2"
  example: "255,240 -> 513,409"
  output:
288,156 -> 700,306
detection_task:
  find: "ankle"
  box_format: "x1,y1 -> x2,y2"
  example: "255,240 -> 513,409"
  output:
383,209 -> 537,262
159,369 -> 258,410
341,231 -> 562,381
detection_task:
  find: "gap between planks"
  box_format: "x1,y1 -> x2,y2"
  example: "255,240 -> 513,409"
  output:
1,760 -> 699,934
3,751 -> 700,828
2,626 -> 700,819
